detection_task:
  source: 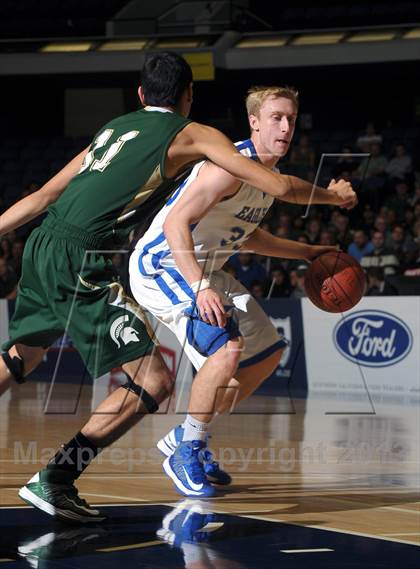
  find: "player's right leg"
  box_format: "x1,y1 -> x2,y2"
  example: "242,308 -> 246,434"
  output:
0,344 -> 47,396
20,347 -> 175,523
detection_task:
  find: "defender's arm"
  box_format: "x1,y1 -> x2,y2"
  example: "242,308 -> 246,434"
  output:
0,146 -> 89,236
167,123 -> 357,208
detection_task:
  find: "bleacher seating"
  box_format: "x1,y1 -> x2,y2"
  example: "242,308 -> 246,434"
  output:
1,126 -> 417,206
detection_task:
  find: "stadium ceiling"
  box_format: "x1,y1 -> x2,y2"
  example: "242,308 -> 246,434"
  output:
0,24 -> 419,76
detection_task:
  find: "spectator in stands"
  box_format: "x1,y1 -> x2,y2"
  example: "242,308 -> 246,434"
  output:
385,143 -> 413,182
373,214 -> 392,244
332,146 -> 358,178
297,233 -> 310,244
385,181 -> 411,223
290,263 -> 308,298
388,225 -> 419,267
330,212 -> 352,249
229,252 -> 267,289
348,229 -> 374,262
403,207 -> 416,233
355,142 -> 388,180
360,231 -> 399,275
250,281 -> 265,299
279,213 -> 292,232
329,209 -> 341,227
0,257 -> 17,299
361,204 -> 375,234
305,217 -> 321,243
385,207 -> 397,230
356,122 -> 382,151
275,226 -> 291,239
289,269 -> 298,290
319,230 -> 335,246
365,267 -> 398,296
265,266 -> 292,298
290,215 -> 304,237
290,133 -> 316,178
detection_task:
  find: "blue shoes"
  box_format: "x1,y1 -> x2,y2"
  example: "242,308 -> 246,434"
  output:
158,425 -> 232,492
163,440 -> 217,497
157,499 -> 223,547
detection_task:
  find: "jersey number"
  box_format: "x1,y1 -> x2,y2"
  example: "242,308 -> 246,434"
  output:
220,226 -> 245,247
79,129 -> 139,173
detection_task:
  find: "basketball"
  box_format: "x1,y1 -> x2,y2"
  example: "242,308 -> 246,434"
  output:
304,250 -> 366,313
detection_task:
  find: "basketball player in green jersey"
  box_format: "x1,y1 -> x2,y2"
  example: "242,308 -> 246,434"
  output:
0,52 -> 356,523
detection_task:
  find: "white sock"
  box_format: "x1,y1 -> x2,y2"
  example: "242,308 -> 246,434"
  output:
182,414 -> 209,442
182,542 -> 209,565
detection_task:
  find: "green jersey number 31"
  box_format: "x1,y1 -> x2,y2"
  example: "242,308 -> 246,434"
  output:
79,129 -> 140,174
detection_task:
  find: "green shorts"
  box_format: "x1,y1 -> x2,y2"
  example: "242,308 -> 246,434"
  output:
2,218 -> 155,378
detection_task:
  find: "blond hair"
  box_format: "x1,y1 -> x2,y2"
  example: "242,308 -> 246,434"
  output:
246,85 -> 299,117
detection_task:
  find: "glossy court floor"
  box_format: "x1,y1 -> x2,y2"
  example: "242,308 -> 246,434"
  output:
0,379 -> 419,568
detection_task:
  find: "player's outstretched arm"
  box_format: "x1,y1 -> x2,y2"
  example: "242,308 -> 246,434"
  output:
168,123 -> 357,209
242,228 -> 337,261
163,162 -> 240,327
281,177 -> 358,209
0,146 -> 89,237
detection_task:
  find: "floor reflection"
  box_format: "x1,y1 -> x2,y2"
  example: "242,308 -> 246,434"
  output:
0,501 -> 417,569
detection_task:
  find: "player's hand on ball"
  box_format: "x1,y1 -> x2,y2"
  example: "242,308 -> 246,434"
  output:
305,245 -> 339,262
196,288 -> 227,328
328,178 -> 358,210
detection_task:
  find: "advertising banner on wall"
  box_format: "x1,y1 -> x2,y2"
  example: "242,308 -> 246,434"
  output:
3,296 -> 417,413
302,297 -> 420,409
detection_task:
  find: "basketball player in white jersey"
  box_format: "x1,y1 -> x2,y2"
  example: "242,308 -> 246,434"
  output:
130,86 -> 356,497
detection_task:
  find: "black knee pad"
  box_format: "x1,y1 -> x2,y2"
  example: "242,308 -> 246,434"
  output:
1,352 -> 25,384
121,379 -> 159,414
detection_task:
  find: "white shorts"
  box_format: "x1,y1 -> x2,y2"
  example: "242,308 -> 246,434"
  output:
129,251 -> 286,371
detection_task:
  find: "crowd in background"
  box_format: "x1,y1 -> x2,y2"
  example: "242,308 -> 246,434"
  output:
1,122 -> 419,300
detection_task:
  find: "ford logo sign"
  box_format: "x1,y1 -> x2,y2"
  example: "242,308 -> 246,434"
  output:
333,310 -> 412,367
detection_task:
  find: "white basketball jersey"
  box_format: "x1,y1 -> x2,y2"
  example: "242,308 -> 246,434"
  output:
135,139 -> 276,280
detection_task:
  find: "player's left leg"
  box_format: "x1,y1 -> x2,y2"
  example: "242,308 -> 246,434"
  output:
159,270 -> 286,490
163,335 -> 243,497
159,345 -> 283,489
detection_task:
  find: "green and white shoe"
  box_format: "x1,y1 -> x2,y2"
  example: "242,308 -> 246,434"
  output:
18,470 -> 106,524
18,527 -> 105,567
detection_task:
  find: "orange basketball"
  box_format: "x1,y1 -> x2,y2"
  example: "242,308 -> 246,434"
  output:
304,251 -> 367,313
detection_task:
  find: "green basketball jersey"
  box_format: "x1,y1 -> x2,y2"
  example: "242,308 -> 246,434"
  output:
47,108 -> 191,244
